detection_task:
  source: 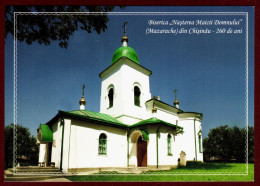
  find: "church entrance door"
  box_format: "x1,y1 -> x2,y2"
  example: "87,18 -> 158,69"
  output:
137,136 -> 147,167
47,142 -> 52,165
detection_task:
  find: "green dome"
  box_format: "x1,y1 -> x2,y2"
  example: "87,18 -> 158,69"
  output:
111,46 -> 139,64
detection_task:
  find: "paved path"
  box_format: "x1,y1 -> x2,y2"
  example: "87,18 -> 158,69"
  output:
32,177 -> 71,182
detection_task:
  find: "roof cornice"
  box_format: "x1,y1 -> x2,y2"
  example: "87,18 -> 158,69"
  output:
99,57 -> 152,78
146,99 -> 183,114
178,112 -> 203,120
45,110 -> 183,130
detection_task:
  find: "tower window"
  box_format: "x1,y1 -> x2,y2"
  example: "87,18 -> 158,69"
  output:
108,88 -> 114,108
134,86 -> 141,106
98,133 -> 107,155
167,134 -> 172,155
199,135 -> 202,153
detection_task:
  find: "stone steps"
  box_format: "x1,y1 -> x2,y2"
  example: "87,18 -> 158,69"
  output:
5,166 -> 66,182
8,167 -> 61,173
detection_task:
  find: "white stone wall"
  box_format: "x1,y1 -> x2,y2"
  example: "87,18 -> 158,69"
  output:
153,108 -> 179,124
100,64 -> 123,117
50,120 -> 62,169
100,59 -> 152,125
196,121 -> 203,161
38,143 -> 47,163
141,110 -> 204,163
178,117 -> 203,161
68,119 -> 128,169
129,141 -> 137,166
120,64 -> 151,122
158,132 -> 178,166
61,119 -> 72,172
44,114 -> 202,171
147,133 -> 156,166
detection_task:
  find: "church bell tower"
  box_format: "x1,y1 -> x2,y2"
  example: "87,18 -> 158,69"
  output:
99,22 -> 152,125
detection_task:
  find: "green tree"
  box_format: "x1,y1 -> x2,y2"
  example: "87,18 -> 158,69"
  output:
5,6 -> 123,48
203,125 -> 232,162
231,126 -> 246,162
5,124 -> 39,169
203,125 -> 254,163
248,126 -> 254,162
5,124 -> 13,169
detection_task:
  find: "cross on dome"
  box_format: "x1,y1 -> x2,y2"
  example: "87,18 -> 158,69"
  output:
123,21 -> 128,36
173,89 -> 180,108
82,84 -> 85,96
173,89 -> 178,99
111,22 -> 139,65
121,21 -> 129,46
79,84 -> 86,110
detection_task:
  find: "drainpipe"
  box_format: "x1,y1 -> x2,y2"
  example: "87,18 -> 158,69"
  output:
194,118 -> 197,161
156,124 -> 162,168
127,128 -> 129,167
60,117 -> 65,171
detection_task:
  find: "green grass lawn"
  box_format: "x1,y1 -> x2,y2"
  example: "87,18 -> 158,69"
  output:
67,162 -> 254,182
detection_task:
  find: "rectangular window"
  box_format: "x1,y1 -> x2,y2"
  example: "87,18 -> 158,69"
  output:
199,136 -> 202,153
167,134 -> 172,155
134,95 -> 140,106
99,139 -> 107,154
168,142 -> 171,155
134,86 -> 141,106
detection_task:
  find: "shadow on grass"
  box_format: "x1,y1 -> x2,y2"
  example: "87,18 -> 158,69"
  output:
177,161 -> 233,170
66,163 -> 252,181
143,162 -> 237,174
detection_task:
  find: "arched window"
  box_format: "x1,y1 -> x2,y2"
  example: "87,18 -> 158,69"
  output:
167,134 -> 172,155
199,135 -> 202,153
98,133 -> 107,154
108,88 -> 114,108
134,86 -> 141,106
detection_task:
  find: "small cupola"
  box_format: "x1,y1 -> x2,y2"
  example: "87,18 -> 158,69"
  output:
79,84 -> 86,110
111,21 -> 139,65
173,89 -> 180,109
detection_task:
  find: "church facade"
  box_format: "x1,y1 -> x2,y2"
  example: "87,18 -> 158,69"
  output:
37,29 -> 203,173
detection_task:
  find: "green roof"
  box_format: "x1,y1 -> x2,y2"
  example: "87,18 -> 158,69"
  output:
131,117 -> 183,129
45,110 -> 182,131
40,124 -> 53,142
141,130 -> 149,141
59,110 -> 128,128
111,46 -> 139,64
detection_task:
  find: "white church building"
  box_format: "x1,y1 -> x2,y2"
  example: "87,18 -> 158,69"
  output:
37,25 -> 203,173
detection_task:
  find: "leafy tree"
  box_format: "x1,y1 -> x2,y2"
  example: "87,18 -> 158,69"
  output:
203,125 -> 254,163
5,6 -> 123,48
5,124 -> 13,169
248,126 -> 254,162
5,124 -> 39,169
231,126 -> 246,162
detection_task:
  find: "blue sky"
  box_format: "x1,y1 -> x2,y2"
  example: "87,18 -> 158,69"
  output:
5,6 -> 254,138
